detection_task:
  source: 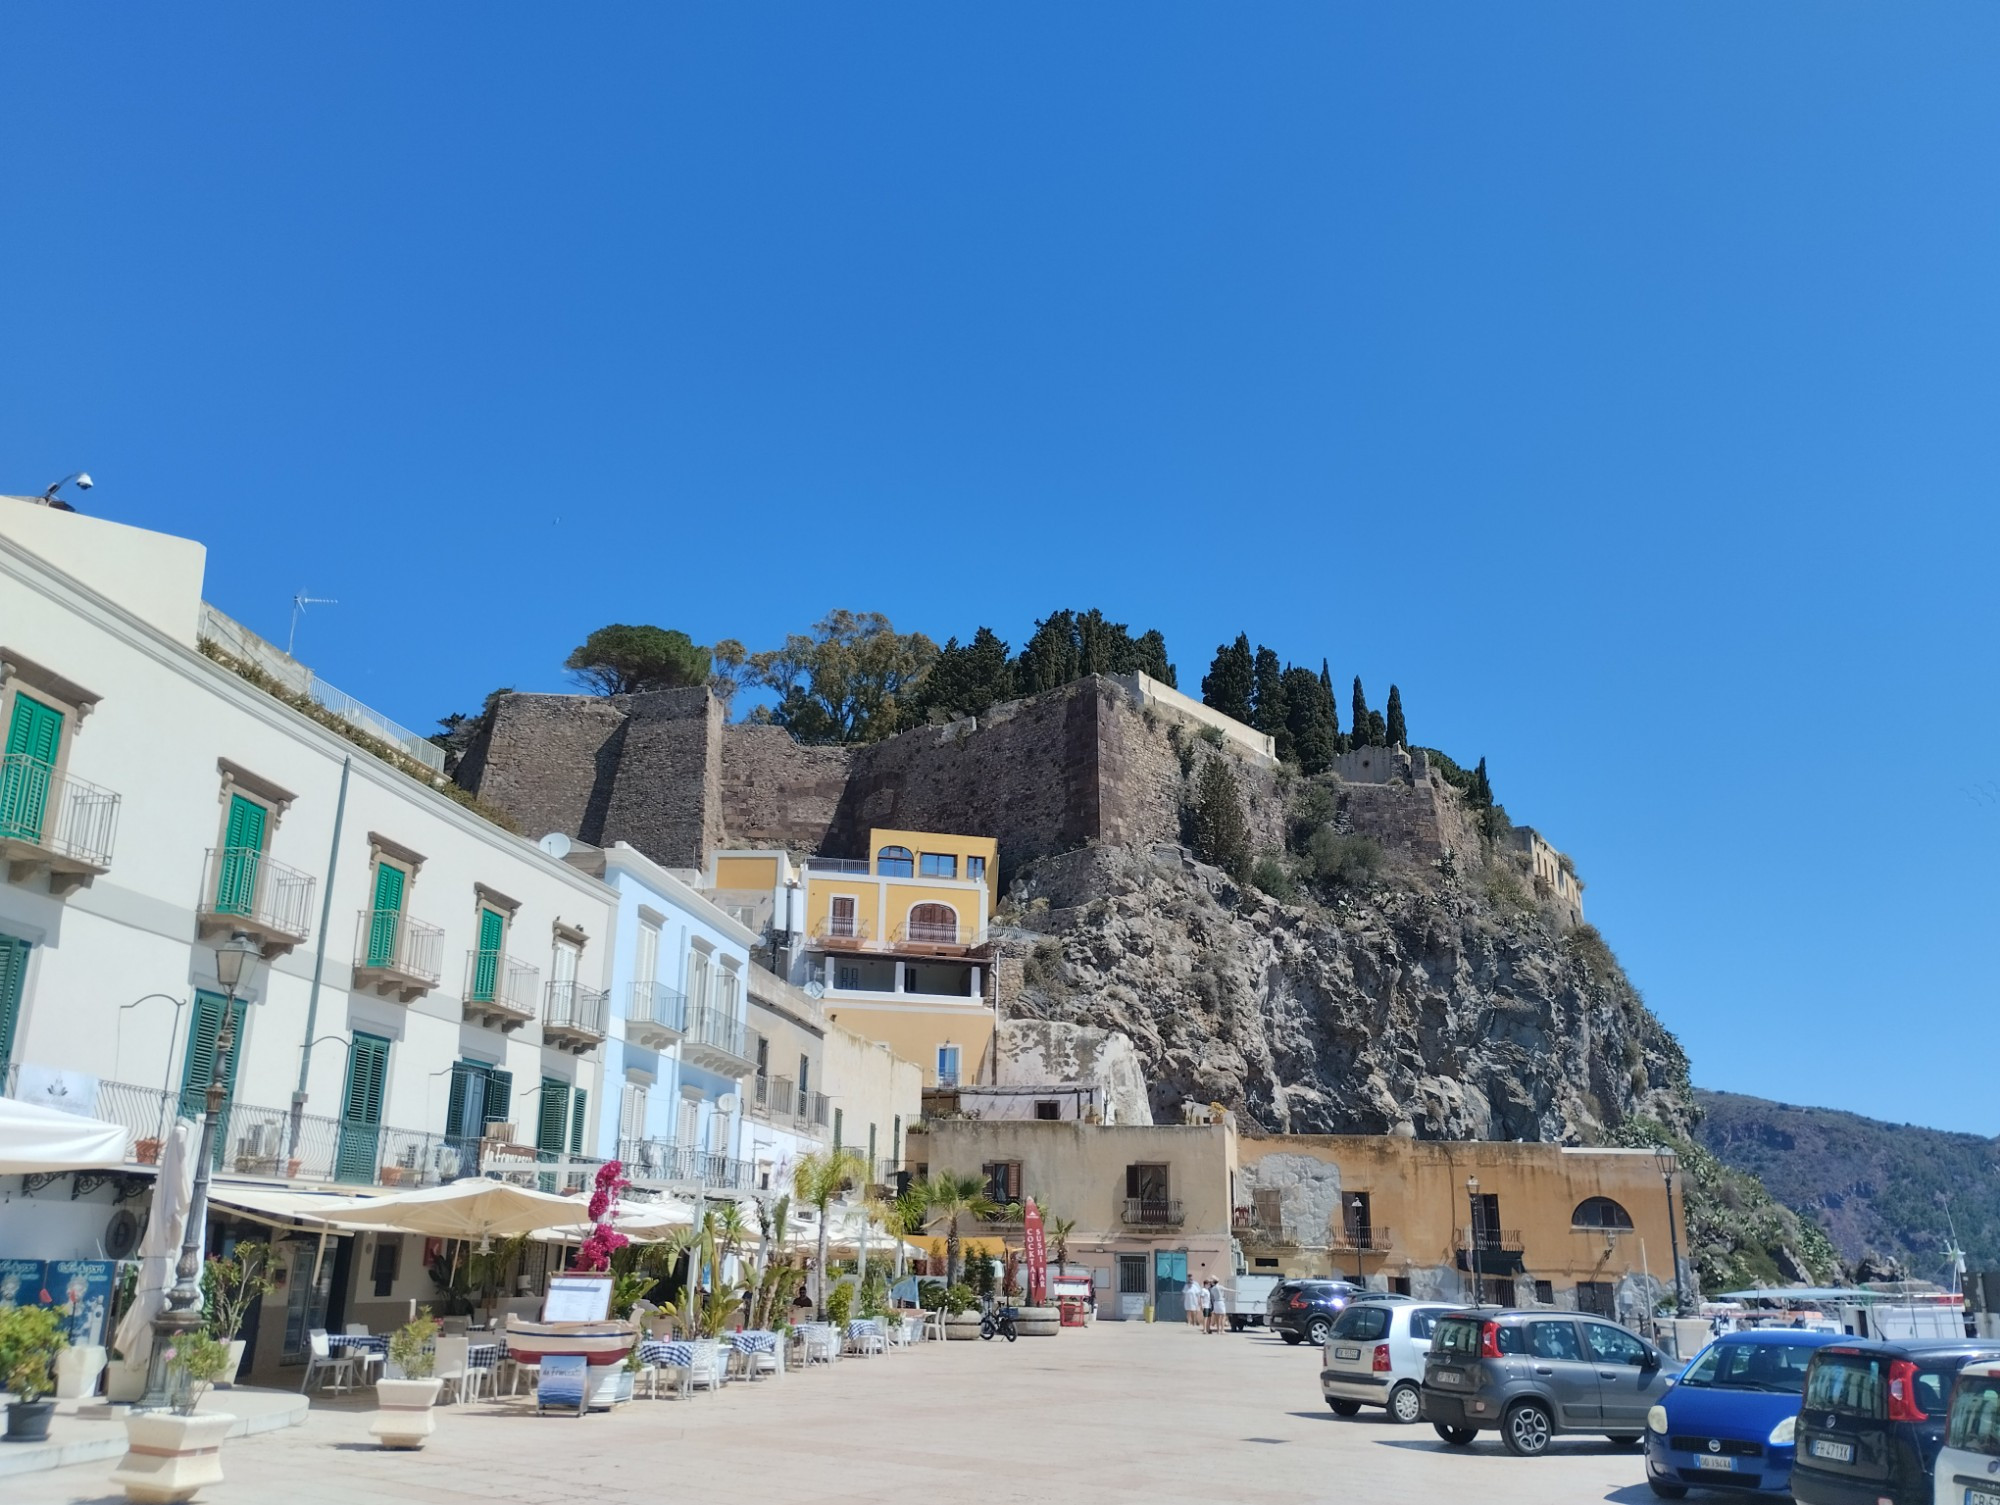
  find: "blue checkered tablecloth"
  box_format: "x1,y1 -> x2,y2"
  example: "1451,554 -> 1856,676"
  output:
327,1334 -> 501,1368
637,1339 -> 695,1369
729,1330 -> 778,1355
845,1319 -> 884,1340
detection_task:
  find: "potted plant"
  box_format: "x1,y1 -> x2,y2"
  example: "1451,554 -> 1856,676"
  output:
0,1304 -> 67,1442
201,1242 -> 274,1386
110,1332 -> 233,1502
369,1312 -> 442,1450
134,1137 -> 164,1166
379,1165 -> 404,1187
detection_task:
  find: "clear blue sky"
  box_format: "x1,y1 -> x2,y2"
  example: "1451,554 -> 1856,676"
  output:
6,6 -> 1996,1132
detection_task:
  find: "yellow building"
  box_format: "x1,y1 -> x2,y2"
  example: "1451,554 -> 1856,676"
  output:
704,829 -> 1000,1088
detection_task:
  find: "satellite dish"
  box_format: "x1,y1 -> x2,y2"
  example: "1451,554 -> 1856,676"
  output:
717,1094 -> 740,1115
538,833 -> 573,859
104,1209 -> 141,1260
804,980 -> 826,1000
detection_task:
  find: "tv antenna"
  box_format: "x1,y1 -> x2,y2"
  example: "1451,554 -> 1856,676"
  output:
287,592 -> 338,656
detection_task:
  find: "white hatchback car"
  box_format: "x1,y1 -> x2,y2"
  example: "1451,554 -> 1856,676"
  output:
1936,1359 -> 2000,1505
1321,1299 -> 1453,1425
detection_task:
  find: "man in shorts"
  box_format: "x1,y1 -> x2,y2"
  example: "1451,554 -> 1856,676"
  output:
1182,1275 -> 1204,1328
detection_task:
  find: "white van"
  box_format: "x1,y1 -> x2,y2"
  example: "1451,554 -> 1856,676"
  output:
1936,1359 -> 2000,1505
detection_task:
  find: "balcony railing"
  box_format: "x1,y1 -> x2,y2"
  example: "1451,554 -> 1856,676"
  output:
0,755 -> 119,892
626,982 -> 686,1049
618,1137 -> 756,1193
813,915 -> 871,946
476,1141 -> 605,1196
543,980 -> 609,1052
1122,1198 -> 1184,1227
463,950 -> 538,1031
681,1003 -> 752,1074
198,846 -> 316,954
894,918 -> 963,946
1455,1227 -> 1524,1252
351,909 -> 444,1001
803,857 -> 872,875
1332,1225 -> 1394,1252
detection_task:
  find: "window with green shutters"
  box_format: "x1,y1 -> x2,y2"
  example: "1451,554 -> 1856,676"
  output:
443,1059 -> 511,1173
214,794 -> 269,915
470,906 -> 506,1002
0,933 -> 29,1077
569,1087 -> 589,1156
335,1033 -> 391,1184
537,1079 -> 570,1153
1,692 -> 63,843
365,863 -> 406,968
179,990 -> 246,1168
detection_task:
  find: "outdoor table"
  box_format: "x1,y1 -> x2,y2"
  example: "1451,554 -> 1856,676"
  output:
327,1333 -> 387,1357
728,1330 -> 778,1356
638,1339 -> 695,1370
896,1313 -> 925,1346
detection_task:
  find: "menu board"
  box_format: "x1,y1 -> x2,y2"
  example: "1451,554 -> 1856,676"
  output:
49,1260 -> 117,1346
0,1259 -> 46,1310
541,1274 -> 612,1323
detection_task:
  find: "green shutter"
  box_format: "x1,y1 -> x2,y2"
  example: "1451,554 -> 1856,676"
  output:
215,796 -> 267,916
0,693 -> 63,843
569,1087 -> 588,1155
335,1033 -> 390,1184
366,864 -> 405,968
833,1107 -> 843,1151
471,908 -> 504,1001
537,1079 -> 570,1153
179,990 -> 244,1167
445,1062 -> 472,1141
486,1069 -> 511,1127
0,934 -> 29,1076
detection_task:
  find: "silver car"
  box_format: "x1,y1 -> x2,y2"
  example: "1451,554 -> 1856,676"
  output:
1321,1300 -> 1454,1424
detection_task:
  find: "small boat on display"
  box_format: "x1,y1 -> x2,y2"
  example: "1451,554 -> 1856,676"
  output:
502,1315 -> 638,1365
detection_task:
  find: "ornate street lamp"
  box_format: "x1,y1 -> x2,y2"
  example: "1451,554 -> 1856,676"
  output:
1654,1148 -> 1686,1318
1466,1175 -> 1482,1306
1349,1196 -> 1367,1286
138,932 -> 263,1410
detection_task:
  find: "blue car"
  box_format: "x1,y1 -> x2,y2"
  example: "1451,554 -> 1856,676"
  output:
1645,1329 -> 1846,1498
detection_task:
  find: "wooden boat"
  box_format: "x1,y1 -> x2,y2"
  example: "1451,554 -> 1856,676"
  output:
503,1315 -> 638,1366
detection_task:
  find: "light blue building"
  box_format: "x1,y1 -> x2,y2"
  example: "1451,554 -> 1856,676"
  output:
542,837 -> 759,1197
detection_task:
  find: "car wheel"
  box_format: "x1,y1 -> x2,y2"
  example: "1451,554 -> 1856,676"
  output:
1646,1482 -> 1687,1500
1328,1399 -> 1362,1416
1229,1316 -> 1246,1332
1388,1383 -> 1423,1425
1305,1317 -> 1332,1345
1500,1399 -> 1554,1458
1433,1423 -> 1478,1446
1281,1331 -> 1302,1346
1606,1434 -> 1641,1447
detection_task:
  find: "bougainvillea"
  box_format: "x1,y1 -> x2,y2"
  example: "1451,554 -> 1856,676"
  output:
574,1160 -> 630,1273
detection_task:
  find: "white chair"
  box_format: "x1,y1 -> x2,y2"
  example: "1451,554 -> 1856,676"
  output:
434,1334 -> 485,1404
341,1323 -> 384,1382
922,1308 -> 946,1342
301,1329 -> 356,1394
686,1339 -> 724,1393
507,1354 -> 541,1396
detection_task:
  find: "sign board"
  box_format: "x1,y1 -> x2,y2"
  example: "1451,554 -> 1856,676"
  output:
542,1274 -> 613,1323
537,1354 -> 587,1416
0,1259 -> 47,1310
48,1259 -> 116,1346
1023,1198 -> 1048,1307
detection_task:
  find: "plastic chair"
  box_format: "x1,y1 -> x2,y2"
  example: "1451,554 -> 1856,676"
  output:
922,1308 -> 946,1342
301,1329 -> 355,1394
434,1334 -> 485,1404
686,1339 -> 724,1392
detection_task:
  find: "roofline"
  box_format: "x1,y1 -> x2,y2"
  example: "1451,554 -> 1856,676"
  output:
602,842 -> 762,948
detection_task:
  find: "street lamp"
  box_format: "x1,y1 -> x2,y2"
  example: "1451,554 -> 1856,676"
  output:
116,993 -> 189,1143
1349,1196 -> 1367,1285
1466,1175 -> 1482,1306
1655,1148 -> 1686,1318
138,932 -> 263,1410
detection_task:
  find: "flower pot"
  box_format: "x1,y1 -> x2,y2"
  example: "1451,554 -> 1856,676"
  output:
134,1138 -> 163,1166
1014,1305 -> 1061,1337
368,1377 -> 442,1450
107,1357 -> 149,1403
57,1343 -> 109,1399
587,1365 -> 634,1409
5,1399 -> 55,1443
943,1312 -> 982,1342
379,1166 -> 404,1187
285,1158 -> 302,1179
216,1340 -> 246,1388
108,1410 -> 235,1503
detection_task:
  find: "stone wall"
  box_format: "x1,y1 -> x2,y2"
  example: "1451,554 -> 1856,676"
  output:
457,692 -> 626,844
719,724 -> 853,853
595,688 -> 723,871
1338,777 -> 1480,866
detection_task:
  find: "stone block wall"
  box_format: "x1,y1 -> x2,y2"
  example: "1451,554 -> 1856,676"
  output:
1338,778 -> 1480,866
719,724 -> 853,853
456,692 -> 626,844
595,688 -> 723,870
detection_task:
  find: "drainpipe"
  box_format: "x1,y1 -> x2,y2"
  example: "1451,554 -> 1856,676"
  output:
290,755 -> 350,1158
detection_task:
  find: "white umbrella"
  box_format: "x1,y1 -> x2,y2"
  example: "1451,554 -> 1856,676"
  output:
114,1119 -> 194,1370
327,1177 -> 594,1241
533,1196 -> 696,1243
0,1095 -> 127,1174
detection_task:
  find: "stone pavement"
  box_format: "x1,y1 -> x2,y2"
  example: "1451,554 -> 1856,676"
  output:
7,1322 -> 1660,1505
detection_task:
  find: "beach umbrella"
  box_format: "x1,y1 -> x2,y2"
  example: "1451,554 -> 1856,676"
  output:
114,1119 -> 195,1371
327,1177 -> 589,1241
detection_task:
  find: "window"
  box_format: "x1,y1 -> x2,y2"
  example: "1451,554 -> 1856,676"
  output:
635,920 -> 660,986
1118,1255 -> 1149,1294
919,852 -> 957,879
1126,1163 -> 1169,1203
1533,1279 -> 1554,1305
335,1032 -> 391,1184
619,1081 -> 649,1147
569,1087 -> 589,1155
1408,1308 -> 1439,1339
828,896 -> 858,939
1575,1280 -> 1616,1317
935,1044 -> 961,1086
469,905 -> 508,1002
1344,1192 -> 1373,1244
716,964 -> 741,1018
906,902 -> 957,943
213,792 -> 272,916
538,1079 -> 573,1154
798,1055 -> 810,1098
445,1059 -> 513,1151
1526,1320 -> 1583,1361
1583,1323 -> 1649,1366
1255,1258 -> 1280,1270
1252,1188 -> 1283,1231
180,989 -> 247,1163
677,1094 -> 699,1149
754,1035 -> 769,1077
1331,1305 -> 1392,1341
966,855 -> 986,884
833,1107 -> 844,1150
1571,1196 -> 1635,1230
1678,1341 -> 1814,1395
686,947 -> 712,1012
1947,1375 -> 2000,1456
1470,1192 -> 1503,1247
835,964 -> 861,991
1034,1099 -> 1061,1121
0,932 -> 27,1075
1,691 -> 65,844
982,1160 -> 1021,1203
876,846 -> 914,877
364,858 -> 410,968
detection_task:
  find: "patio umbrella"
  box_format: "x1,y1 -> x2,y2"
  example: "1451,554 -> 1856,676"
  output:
0,1095 -> 128,1174
532,1196 -> 697,1243
326,1177 -> 594,1241
114,1119 -> 195,1371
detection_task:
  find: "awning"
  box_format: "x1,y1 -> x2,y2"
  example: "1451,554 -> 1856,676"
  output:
204,1184 -> 387,1231
0,1096 -> 128,1175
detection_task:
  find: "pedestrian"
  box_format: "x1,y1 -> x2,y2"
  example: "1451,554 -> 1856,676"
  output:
1182,1275 -> 1203,1328
1196,1277 -> 1213,1333
1206,1279 -> 1225,1333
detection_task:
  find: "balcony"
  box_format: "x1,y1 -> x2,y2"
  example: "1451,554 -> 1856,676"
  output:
803,857 -> 871,875
542,980 -> 608,1054
619,1137 -> 756,1194
197,847 -> 315,957
1332,1225 -> 1394,1252
681,1003 -> 754,1076
889,918 -> 988,955
1455,1228 -> 1527,1277
812,915 -> 872,951
1122,1197 -> 1184,1227
462,950 -> 538,1032
351,909 -> 444,1003
625,982 -> 686,1051
0,756 -> 119,895
476,1139 -> 605,1196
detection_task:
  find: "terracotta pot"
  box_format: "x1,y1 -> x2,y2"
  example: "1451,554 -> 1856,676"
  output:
369,1378 -> 442,1450
134,1139 -> 163,1166
379,1167 -> 404,1187
109,1410 -> 235,1503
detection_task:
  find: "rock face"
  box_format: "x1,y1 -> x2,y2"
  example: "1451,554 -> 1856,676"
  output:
995,1019 -> 1154,1126
999,843 -> 1691,1143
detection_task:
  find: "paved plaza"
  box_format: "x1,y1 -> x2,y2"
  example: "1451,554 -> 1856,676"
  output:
10,1323 -> 1664,1505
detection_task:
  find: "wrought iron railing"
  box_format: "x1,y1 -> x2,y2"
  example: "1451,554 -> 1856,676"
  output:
684,1003 -> 749,1062
1455,1227 -> 1524,1251
464,950 -> 538,1018
1332,1225 -> 1394,1251
476,1141 -> 604,1195
1122,1198 -> 1184,1227
543,980 -> 609,1042
618,1137 -> 756,1192
200,846 -> 316,941
353,909 -> 444,984
895,918 -> 962,945
813,916 -> 870,943
627,981 -> 686,1035
0,755 -> 120,870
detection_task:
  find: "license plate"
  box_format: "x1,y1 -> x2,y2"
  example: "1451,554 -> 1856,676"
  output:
1809,1439 -> 1854,1463
1966,1489 -> 2000,1505
1335,1346 -> 1361,1361
1695,1456 -> 1736,1472
1431,1370 -> 1464,1386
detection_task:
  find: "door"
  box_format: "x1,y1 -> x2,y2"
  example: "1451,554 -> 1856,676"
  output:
1583,1321 -> 1667,1428
1154,1249 -> 1188,1315
829,895 -> 856,938
180,990 -> 245,1167
538,1078 -> 571,1192
366,863 -> 405,968
215,794 -> 268,915
1523,1318 -> 1601,1424
0,692 -> 62,842
471,907 -> 504,1001
335,1033 -> 390,1184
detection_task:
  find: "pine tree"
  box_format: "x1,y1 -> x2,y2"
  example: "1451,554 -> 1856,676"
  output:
910,627 -> 1015,722
1469,756 -> 1494,809
1133,629 -> 1176,688
1251,647 -> 1287,740
1351,677 -> 1372,748
1190,755 -> 1251,878
1202,635 -> 1255,723
1385,685 -> 1407,749
1282,664 -> 1336,773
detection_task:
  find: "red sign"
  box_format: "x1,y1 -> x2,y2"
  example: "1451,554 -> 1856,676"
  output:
1023,1197 -> 1048,1306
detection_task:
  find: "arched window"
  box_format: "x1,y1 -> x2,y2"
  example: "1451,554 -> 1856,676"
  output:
906,902 -> 958,944
1571,1196 -> 1635,1230
876,845 -> 914,877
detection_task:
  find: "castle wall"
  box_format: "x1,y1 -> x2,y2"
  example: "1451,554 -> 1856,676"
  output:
459,691 -> 626,844
594,687 -> 723,870
719,723 -> 853,853
1338,777 -> 1480,865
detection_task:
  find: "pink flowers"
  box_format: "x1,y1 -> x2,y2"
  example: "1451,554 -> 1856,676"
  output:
574,1160 -> 631,1273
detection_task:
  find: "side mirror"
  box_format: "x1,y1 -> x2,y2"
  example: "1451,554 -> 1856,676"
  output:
1640,1349 -> 1662,1372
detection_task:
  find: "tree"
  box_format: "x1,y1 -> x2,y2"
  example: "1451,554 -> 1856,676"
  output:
1468,756 -> 1494,809
1351,677 -> 1372,747
793,1146 -> 869,1318
744,611 -> 938,744
1281,665 -> 1337,774
916,1171 -> 1000,1289
1190,755 -> 1251,878
1013,609 -> 1176,695
1132,629 -> 1177,687
1251,646 -> 1288,745
1202,635 -> 1255,723
909,626 -> 1015,723
1385,684 -> 1407,749
564,625 -> 712,697
429,686 -> 513,774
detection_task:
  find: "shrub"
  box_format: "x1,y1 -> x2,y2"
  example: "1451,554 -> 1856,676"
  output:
389,1311 -> 441,1380
169,1331 -> 230,1415
825,1283 -> 855,1329
1249,854 -> 1296,902
1189,757 -> 1251,878
0,1304 -> 66,1403
203,1240 -> 276,1341
1305,828 -> 1383,888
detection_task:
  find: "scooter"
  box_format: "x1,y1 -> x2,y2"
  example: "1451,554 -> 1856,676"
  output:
980,1304 -> 1019,1342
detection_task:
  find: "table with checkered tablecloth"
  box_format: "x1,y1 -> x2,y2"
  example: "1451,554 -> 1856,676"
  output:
326,1334 -> 502,1370
637,1339 -> 694,1370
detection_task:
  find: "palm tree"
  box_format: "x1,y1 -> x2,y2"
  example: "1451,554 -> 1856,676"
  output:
793,1146 -> 868,1319
1045,1213 -> 1076,1272
915,1172 -> 1000,1289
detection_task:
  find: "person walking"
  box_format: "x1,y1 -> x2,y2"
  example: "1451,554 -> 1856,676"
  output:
1181,1275 -> 1204,1328
1206,1279 -> 1225,1334
1195,1277 -> 1213,1333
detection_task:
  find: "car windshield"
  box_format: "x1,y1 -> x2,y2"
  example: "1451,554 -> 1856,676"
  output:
1948,1377 -> 2000,1457
1805,1354 -> 1886,1418
1679,1342 -> 1815,1394
1331,1305 -> 1391,1341
1433,1318 -> 1483,1357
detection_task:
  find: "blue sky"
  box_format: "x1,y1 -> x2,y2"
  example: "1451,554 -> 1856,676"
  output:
5,6 -> 1997,1132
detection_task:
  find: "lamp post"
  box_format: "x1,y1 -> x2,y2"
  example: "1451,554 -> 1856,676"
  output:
1655,1148 -> 1686,1317
1466,1175 -> 1482,1306
138,932 -> 263,1410
116,993 -> 189,1143
1349,1196 -> 1367,1286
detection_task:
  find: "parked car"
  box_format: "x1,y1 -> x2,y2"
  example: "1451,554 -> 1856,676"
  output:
1222,1273 -> 1283,1331
1322,1300 -> 1454,1423
1792,1339 -> 2000,1505
1934,1360 -> 2000,1505
1422,1308 -> 1674,1456
1268,1279 -> 1363,1346
1641,1328 -> 1843,1498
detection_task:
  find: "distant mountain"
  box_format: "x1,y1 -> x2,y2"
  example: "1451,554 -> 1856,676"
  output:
1694,1089 -> 2000,1281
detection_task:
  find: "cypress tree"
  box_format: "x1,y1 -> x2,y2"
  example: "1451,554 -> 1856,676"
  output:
1385,685 -> 1407,749
1133,629 -> 1176,688
1014,610 -> 1079,694
1469,756 -> 1493,809
1251,647 -> 1287,740
1282,664 -> 1335,773
1202,635 -> 1255,723
1190,755 -> 1251,878
1351,677 -> 1372,747
1368,709 -> 1387,746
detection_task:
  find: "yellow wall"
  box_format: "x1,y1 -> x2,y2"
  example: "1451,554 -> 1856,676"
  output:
824,1000 -> 995,1087
803,871 -> 990,944
869,828 -> 999,899
714,855 -> 781,891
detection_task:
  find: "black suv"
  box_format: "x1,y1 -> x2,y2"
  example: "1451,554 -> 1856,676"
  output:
1267,1279 -> 1362,1346
1793,1338 -> 2000,1505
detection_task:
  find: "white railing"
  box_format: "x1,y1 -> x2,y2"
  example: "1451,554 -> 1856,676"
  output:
464,951 -> 539,1019
544,981 -> 609,1042
201,847 -> 316,941
353,909 -> 444,984
0,755 -> 119,869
